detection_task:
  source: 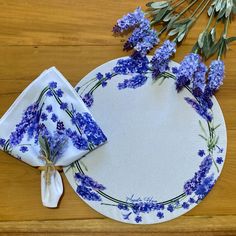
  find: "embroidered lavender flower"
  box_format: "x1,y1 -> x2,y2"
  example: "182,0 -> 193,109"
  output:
60,102 -> 68,110
150,40 -> 176,79
56,89 -> 64,97
135,215 -> 142,223
46,105 -> 53,113
41,113 -> 48,121
184,155 -> 213,195
173,53 -> 201,92
205,60 -> 225,96
75,173 -> 106,201
184,97 -> 213,122
9,102 -> 40,146
195,174 -> 215,201
66,129 -> 88,150
81,93 -> 94,108
49,81 -> 57,89
75,173 -> 105,190
216,157 -> 223,164
113,7 -> 145,33
118,74 -> 148,89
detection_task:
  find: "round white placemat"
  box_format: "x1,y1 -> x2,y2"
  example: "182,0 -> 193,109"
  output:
64,58 -> 227,224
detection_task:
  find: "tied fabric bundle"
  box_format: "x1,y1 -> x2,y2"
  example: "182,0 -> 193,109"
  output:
0,67 -> 107,208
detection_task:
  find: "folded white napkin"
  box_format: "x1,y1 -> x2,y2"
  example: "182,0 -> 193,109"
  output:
0,67 -> 107,207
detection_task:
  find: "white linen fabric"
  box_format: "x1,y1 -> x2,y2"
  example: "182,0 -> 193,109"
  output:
0,67 -> 107,207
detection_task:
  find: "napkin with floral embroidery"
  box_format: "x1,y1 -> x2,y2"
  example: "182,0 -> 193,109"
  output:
0,67 -> 107,208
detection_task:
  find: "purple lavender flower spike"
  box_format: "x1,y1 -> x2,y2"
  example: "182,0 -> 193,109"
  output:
205,60 -> 225,96
151,40 -> 176,79
113,7 -> 145,33
173,53 -> 201,92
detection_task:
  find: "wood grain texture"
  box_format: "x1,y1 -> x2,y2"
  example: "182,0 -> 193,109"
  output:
0,0 -> 235,235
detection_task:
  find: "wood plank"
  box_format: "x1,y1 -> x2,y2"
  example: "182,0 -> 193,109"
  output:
0,216 -> 236,233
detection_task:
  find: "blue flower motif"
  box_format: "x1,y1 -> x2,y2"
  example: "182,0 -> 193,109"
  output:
49,81 -> 57,89
135,215 -> 142,223
216,157 -> 223,164
0,138 -> 6,147
46,105 -> 53,113
96,73 -> 103,81
198,150 -> 205,157
57,121 -> 65,131
151,40 -> 176,79
51,114 -> 58,123
167,204 -> 174,212
81,93 -> 94,108
56,89 -> 64,97
105,72 -> 112,80
118,74 -> 148,90
182,202 -> 190,209
41,113 -> 48,121
157,211 -> 164,219
60,102 -> 68,110
19,146 -> 29,153
188,198 -> 195,204
46,90 -> 53,97
118,203 -> 129,211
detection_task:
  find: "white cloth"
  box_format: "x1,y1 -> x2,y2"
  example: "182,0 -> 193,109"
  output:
0,67 -> 107,207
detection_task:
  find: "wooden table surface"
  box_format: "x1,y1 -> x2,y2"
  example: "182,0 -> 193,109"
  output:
0,1 -> 235,235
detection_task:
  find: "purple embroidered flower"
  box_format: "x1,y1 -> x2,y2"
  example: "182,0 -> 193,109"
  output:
46,105 -> 53,113
41,113 -> 48,121
113,7 -> 145,33
57,121 -> 65,131
51,113 -> 58,123
205,60 -> 225,96
173,53 -> 201,92
19,146 -> 28,153
0,138 -> 6,147
56,89 -> 64,97
60,102 -> 68,110
184,97 -> 212,122
135,215 -> 142,223
198,150 -> 205,157
151,40 -> 176,79
184,155 -> 213,195
49,81 -> 57,89
118,74 -> 148,89
189,198 -> 195,204
81,93 -> 94,108
157,211 -> 164,219
216,157 -> 223,164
